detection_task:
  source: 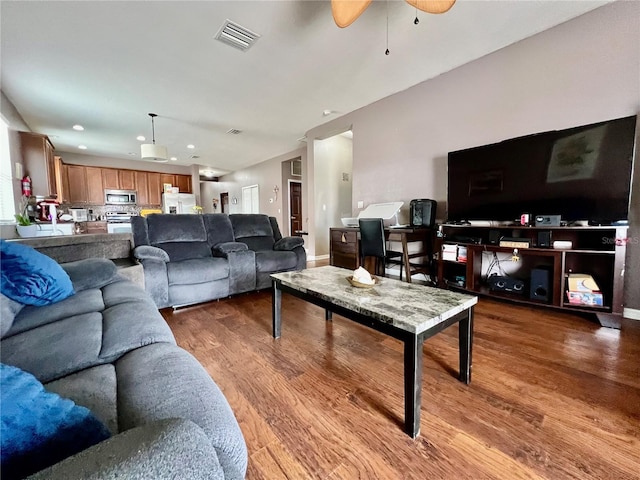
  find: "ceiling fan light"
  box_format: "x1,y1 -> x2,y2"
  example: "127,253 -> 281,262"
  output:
141,143 -> 168,161
406,0 -> 456,15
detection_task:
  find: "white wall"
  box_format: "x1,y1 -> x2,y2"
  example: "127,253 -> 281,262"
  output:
199,147 -> 307,234
313,134 -> 353,257
304,1 -> 640,306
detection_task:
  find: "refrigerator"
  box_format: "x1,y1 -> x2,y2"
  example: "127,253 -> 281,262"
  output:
162,193 -> 197,214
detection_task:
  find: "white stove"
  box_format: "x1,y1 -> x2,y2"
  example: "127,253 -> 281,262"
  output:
105,211 -> 134,233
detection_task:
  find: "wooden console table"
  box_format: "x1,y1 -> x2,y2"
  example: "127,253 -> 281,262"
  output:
329,226 -> 435,283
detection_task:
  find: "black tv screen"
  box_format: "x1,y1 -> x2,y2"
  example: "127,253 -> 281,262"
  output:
446,115 -> 637,225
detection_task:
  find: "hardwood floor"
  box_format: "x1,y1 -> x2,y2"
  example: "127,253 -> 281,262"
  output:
161,278 -> 640,479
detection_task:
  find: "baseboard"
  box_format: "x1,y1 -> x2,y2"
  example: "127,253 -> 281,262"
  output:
308,254 -> 329,261
623,308 -> 640,321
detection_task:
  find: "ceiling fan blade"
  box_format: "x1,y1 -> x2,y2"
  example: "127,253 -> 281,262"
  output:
331,0 -> 373,28
405,0 -> 456,14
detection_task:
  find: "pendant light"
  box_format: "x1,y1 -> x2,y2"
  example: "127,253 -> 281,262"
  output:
140,113 -> 168,162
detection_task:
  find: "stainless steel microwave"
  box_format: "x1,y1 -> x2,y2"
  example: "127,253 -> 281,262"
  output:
104,189 -> 137,205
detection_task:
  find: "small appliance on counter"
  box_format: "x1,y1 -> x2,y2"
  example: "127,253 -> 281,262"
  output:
69,208 -> 88,222
37,199 -> 60,222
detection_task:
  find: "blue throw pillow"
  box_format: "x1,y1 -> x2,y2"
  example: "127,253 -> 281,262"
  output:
0,240 -> 74,306
0,364 -> 111,479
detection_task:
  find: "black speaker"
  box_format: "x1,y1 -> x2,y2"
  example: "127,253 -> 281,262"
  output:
537,231 -> 552,248
410,199 -> 437,228
489,230 -> 500,245
530,267 -> 551,302
487,275 -> 525,294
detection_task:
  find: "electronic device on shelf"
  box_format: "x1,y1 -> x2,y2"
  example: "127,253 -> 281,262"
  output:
487,274 -> 525,294
446,115 -> 636,226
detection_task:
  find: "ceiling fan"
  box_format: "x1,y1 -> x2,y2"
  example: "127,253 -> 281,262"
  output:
331,0 -> 456,28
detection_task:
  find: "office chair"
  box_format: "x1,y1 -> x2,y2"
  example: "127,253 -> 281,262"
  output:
358,218 -> 404,278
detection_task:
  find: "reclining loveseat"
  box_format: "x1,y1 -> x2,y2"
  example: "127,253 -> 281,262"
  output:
131,213 -> 305,308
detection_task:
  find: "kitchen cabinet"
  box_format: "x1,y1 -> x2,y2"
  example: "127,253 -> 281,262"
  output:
86,167 -> 104,204
134,171 -> 149,206
160,174 -> 192,193
66,165 -> 103,205
66,165 -> 88,204
102,168 -> 119,190
85,221 -> 107,234
147,173 -> 162,205
119,170 -> 136,190
19,131 -> 57,198
175,174 -> 192,193
53,156 -> 68,203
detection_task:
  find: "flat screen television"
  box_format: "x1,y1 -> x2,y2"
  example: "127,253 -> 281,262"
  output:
446,115 -> 637,225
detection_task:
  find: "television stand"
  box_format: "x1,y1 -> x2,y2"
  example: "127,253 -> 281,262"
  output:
435,224 -> 628,328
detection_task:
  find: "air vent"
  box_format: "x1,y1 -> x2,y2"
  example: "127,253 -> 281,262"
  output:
226,128 -> 242,135
215,20 -> 260,52
190,155 -> 200,159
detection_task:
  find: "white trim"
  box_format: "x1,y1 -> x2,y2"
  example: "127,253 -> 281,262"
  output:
308,254 -> 329,261
623,308 -> 640,321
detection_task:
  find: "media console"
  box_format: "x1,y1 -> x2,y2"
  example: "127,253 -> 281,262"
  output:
436,224 -> 628,328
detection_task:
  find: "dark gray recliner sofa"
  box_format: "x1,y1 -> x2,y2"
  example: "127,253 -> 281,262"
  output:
131,213 -> 305,308
0,258 -> 247,479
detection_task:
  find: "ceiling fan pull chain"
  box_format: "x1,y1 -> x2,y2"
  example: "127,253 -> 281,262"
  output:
385,0 -> 390,55
414,6 -> 420,25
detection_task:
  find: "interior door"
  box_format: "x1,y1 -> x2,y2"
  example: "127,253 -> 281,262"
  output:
290,181 -> 302,235
220,192 -> 229,213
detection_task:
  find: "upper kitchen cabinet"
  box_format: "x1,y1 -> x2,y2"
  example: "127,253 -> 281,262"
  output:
160,174 -> 192,193
19,132 -> 57,198
66,165 -> 104,205
102,168 -> 136,191
119,170 -> 136,190
175,174 -> 192,193
147,173 -> 162,205
102,168 -> 119,190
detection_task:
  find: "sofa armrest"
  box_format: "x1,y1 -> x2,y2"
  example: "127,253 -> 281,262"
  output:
274,236 -> 304,251
27,419 -> 224,480
213,242 -> 248,257
133,245 -> 170,263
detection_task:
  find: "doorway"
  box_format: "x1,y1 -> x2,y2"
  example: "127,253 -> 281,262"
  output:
241,185 -> 260,213
289,180 -> 303,235
220,192 -> 229,213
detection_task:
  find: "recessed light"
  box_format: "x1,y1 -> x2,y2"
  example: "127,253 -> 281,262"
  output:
322,109 -> 333,117
78,145 -> 87,150
73,124 -> 84,131
136,135 -> 145,141
187,144 -> 195,149
170,157 -> 178,161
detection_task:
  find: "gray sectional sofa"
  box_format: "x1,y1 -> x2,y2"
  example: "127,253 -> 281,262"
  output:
0,258 -> 247,479
132,213 -> 305,308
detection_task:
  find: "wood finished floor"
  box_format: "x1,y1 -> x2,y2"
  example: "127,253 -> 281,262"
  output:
161,274 -> 640,479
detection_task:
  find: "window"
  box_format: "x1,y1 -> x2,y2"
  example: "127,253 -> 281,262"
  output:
0,117 -> 16,222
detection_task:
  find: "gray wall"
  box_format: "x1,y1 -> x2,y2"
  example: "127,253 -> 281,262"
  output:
304,1 -> 640,309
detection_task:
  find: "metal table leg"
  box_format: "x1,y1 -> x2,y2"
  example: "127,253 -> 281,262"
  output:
272,280 -> 281,339
404,334 -> 422,438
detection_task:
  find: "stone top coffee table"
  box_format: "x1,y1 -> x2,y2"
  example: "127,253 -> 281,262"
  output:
271,265 -> 478,438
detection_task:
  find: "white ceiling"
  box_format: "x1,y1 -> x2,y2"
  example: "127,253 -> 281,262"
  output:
1,0 -> 610,176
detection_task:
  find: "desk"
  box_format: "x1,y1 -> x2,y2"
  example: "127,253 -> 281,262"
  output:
329,226 -> 434,283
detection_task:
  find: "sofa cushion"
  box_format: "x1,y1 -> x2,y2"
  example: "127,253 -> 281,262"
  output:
158,241 -> 212,262
0,294 -> 23,339
0,363 -> 111,480
46,365 -> 118,435
255,250 -> 298,273
1,313 -> 104,384
6,289 -> 104,338
167,258 -> 229,285
230,214 -> 276,251
147,214 -> 206,244
61,258 -> 118,292
0,240 -> 74,306
203,214 -> 235,247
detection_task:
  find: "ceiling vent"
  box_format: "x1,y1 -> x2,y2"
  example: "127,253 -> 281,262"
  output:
215,20 -> 260,52
226,128 -> 242,135
190,155 -> 200,160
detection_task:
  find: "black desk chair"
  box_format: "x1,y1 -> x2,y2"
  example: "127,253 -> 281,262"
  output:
358,218 -> 404,278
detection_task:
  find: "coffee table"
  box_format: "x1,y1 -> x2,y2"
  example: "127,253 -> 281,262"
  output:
271,265 -> 478,438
